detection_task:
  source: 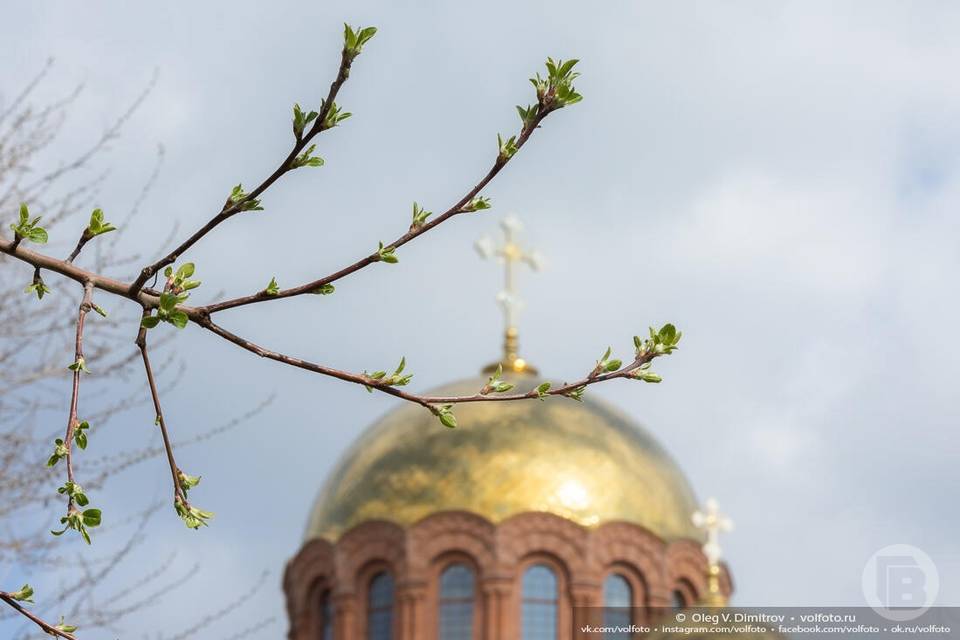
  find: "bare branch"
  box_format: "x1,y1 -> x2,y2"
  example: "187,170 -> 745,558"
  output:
128,47 -> 357,295
0,589 -> 78,639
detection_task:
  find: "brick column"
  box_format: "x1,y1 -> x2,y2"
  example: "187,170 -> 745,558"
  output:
397,581 -> 427,640
571,582 -> 601,640
332,592 -> 356,640
480,575 -> 513,640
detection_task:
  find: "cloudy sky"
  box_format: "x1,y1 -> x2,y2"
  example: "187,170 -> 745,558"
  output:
3,0 -> 959,636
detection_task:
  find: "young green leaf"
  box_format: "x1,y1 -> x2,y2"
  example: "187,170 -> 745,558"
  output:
178,469 -> 202,496
530,57 -> 583,111
497,133 -> 519,161
46,438 -> 68,467
264,277 -> 280,296
432,404 -> 457,429
536,381 -> 551,400
377,241 -> 398,264
292,144 -> 325,169
53,617 -> 78,634
24,274 -> 51,300
67,357 -> 90,374
85,208 -> 117,237
9,203 -> 48,244
74,420 -> 90,450
343,23 -> 377,61
564,385 -> 586,402
292,103 -> 319,139
321,100 -> 352,129
460,196 -> 492,213
481,363 -> 515,395
226,184 -> 263,212
411,202 -> 432,228
311,283 -> 336,295
57,481 -> 90,507
590,347 -> 621,378
8,584 -> 34,604
175,496 -> 214,530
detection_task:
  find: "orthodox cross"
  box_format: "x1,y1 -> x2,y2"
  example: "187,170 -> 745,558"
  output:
475,216 -> 543,373
692,498 -> 734,606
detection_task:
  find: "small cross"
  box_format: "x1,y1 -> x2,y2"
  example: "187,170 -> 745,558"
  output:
474,215 -> 543,331
692,497 -> 734,567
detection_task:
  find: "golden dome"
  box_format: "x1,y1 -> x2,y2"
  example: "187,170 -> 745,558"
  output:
306,374 -> 702,542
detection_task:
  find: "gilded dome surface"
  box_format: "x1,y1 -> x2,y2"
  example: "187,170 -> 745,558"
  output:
306,375 -> 702,542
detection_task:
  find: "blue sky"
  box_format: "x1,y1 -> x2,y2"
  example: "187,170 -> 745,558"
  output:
3,1 -> 959,636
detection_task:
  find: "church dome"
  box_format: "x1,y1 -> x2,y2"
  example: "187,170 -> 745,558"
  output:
306,373 -> 702,542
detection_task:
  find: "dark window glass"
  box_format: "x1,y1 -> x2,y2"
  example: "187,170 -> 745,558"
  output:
438,563 -> 475,640
367,572 -> 394,640
671,589 -> 686,611
320,589 -> 334,640
602,574 -> 632,638
521,564 -> 558,640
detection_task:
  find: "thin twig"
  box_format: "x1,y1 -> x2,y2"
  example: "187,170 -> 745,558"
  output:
135,316 -> 186,505
0,591 -> 78,640
128,49 -> 355,295
201,112 -> 549,315
61,283 -> 94,515
197,315 -> 660,406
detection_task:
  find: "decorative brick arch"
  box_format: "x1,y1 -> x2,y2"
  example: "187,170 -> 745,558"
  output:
283,510 -> 733,640
335,520 -> 407,594
407,510 -> 497,579
665,539 -> 731,606
283,538 -> 335,639
496,512 -> 589,577
591,521 -> 668,614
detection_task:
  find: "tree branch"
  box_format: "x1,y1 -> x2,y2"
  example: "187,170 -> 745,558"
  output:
127,47 -> 356,295
200,113 -> 548,315
63,283 -> 94,499
0,236 -> 162,307
0,590 -> 78,640
135,318 -> 186,507
195,315 -> 668,408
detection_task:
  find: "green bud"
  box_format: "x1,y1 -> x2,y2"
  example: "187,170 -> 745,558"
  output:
481,364 -> 515,394
86,208 -> 117,237
411,202 -> 432,228
175,496 -> 214,530
536,381 -> 551,400
377,241 -> 398,264
227,184 -> 263,212
67,357 -> 90,374
264,277 -> 280,296
464,196 -> 492,212
74,420 -> 90,450
8,584 -> 34,604
564,386 -> 586,402
292,103 -> 319,139
292,143 -> 325,169
10,203 -> 48,244
433,404 -> 458,429
497,133 -> 519,161
47,438 -> 68,467
53,617 -> 78,634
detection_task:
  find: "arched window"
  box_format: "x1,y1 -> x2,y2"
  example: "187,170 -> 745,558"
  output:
602,574 -> 632,638
671,589 -> 686,611
320,589 -> 334,640
521,564 -> 558,640
367,572 -> 394,640
438,563 -> 475,640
